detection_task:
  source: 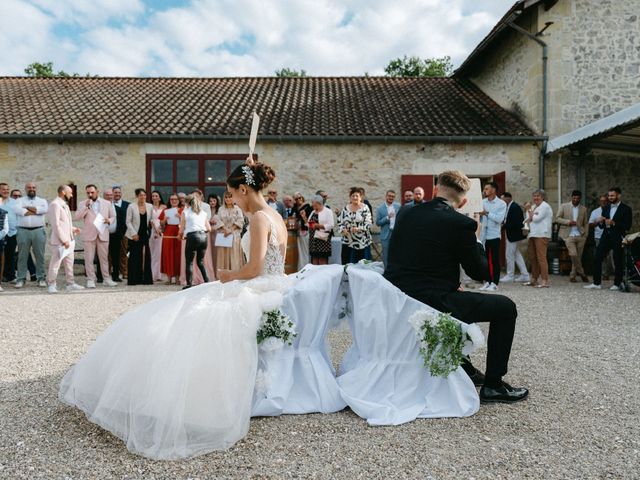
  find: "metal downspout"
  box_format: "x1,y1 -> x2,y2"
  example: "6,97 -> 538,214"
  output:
507,21 -> 549,189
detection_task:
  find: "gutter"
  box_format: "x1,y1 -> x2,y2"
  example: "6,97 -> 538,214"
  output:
506,21 -> 549,189
0,133 -> 546,143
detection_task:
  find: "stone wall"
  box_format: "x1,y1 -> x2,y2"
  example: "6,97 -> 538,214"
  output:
468,0 -> 640,137
0,139 -> 539,211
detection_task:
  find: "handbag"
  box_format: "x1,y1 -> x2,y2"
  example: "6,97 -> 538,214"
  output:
315,230 -> 330,241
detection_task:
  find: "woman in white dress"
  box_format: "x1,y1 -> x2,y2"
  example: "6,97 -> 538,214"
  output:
59,161 -> 288,460
149,191 -> 166,282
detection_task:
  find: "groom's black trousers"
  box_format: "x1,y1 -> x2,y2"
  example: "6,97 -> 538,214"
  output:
411,289 -> 517,381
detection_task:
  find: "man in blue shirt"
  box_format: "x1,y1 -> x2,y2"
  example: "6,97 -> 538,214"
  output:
479,182 -> 506,291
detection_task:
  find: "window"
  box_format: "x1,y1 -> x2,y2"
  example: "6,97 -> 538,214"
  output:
146,154 -> 249,202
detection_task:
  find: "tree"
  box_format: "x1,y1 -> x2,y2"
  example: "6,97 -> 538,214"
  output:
275,68 -> 307,77
384,55 -> 454,77
24,61 -> 84,78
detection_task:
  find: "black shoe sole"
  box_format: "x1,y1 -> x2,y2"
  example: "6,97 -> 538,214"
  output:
480,394 -> 529,404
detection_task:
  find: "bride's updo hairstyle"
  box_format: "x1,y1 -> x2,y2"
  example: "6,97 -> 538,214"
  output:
227,162 -> 276,192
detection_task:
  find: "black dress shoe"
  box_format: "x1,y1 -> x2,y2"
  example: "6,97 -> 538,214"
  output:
480,382 -> 529,404
466,368 -> 485,387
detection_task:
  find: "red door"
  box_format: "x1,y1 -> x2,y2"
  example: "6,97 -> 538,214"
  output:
401,175 -> 434,204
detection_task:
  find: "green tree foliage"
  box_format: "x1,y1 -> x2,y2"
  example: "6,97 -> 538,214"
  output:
24,61 -> 91,77
274,68 -> 307,77
384,55 -> 454,77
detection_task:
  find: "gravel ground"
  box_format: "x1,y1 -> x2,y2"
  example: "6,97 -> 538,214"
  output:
1,276 -> 639,479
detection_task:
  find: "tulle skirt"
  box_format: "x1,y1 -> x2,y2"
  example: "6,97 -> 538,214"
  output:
59,276 -> 290,460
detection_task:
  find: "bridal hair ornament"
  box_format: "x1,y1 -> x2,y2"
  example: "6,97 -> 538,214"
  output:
242,165 -> 256,186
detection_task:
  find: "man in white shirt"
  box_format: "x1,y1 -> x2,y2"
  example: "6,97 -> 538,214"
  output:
479,182 -> 507,291
524,189 -> 553,288
588,195 -> 613,279
555,190 -> 589,282
13,182 -> 48,288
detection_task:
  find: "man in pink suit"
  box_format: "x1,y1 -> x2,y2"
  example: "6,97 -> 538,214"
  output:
47,185 -> 84,293
75,184 -> 117,288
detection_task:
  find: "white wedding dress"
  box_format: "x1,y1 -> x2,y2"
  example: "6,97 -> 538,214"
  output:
59,211 -> 290,460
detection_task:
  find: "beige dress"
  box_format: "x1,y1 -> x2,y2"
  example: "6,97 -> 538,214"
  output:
215,205 -> 245,272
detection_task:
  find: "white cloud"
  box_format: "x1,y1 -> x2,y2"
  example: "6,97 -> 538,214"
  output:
0,0 -> 515,77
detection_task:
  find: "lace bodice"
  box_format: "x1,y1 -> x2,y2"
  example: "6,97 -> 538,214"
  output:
241,211 -> 285,276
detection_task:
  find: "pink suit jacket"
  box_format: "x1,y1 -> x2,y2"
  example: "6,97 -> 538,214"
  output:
75,198 -> 115,242
47,197 -> 74,246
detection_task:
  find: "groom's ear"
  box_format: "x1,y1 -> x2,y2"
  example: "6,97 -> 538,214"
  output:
458,197 -> 468,210
433,185 -> 439,198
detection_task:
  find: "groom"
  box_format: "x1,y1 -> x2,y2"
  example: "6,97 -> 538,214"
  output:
384,170 -> 528,403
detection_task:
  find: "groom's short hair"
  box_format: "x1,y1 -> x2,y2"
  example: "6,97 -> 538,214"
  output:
436,170 -> 471,202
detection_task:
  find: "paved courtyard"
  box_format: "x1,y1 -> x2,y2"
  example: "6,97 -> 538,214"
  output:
1,276 -> 639,479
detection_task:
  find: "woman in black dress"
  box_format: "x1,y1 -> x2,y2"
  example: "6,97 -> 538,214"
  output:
125,188 -> 153,285
308,196 -> 335,265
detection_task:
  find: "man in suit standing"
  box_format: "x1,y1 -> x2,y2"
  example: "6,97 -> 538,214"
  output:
46,185 -> 84,293
500,192 -> 529,283
375,190 -> 401,266
404,187 -> 425,207
267,188 -> 286,219
384,170 -> 528,403
75,184 -> 117,288
585,187 -> 633,291
556,190 -> 589,283
111,186 -> 129,282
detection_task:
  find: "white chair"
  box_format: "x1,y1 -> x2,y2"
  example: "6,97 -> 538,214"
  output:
252,265 -> 347,416
337,264 -> 479,426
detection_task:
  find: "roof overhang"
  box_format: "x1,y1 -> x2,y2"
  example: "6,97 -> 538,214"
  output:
546,103 -> 640,155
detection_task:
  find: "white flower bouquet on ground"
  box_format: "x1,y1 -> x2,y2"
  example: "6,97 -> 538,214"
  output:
408,310 -> 485,378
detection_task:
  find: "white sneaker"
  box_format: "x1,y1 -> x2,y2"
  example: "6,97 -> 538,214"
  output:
14,280 -> 24,289
66,283 -> 85,292
583,283 -> 602,290
478,282 -> 490,291
103,279 -> 118,287
47,284 -> 58,294
609,284 -> 622,291
485,282 -> 498,291
38,280 -> 47,288
500,275 -> 514,283
0,285 -> 4,292
514,274 -> 530,282
86,280 -> 96,289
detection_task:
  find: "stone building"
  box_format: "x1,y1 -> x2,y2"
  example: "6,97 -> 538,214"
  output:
456,0 -> 639,226
0,77 -> 540,210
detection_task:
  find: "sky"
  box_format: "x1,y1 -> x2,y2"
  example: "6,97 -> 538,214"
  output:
0,0 -> 515,77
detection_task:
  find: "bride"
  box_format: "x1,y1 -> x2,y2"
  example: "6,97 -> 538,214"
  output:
59,160 -> 291,460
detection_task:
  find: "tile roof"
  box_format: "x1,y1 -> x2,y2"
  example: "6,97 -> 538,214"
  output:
0,76 -> 537,140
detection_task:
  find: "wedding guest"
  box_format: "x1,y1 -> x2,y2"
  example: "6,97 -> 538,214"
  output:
267,188 -> 285,218
13,182 -> 48,288
315,189 -> 330,208
403,190 -> 414,205
283,195 -> 295,218
95,188 -> 118,283
556,190 -> 589,283
179,195 -> 211,289
208,194 -> 221,274
191,189 -> 211,219
405,187 -> 425,207
308,195 -> 334,265
177,192 -> 186,208
46,185 -> 84,293
75,185 -> 117,289
479,182 -> 506,291
10,187 -> 37,282
149,191 -> 166,282
181,189 -> 215,284
500,192 -> 529,283
215,191 -> 245,273
111,186 -> 129,282
0,183 -> 18,283
338,187 -> 372,265
293,192 -> 313,269
159,193 -> 182,284
10,189 -> 21,199
0,205 -> 7,292
375,190 -> 400,266
584,187 -> 633,291
588,195 -> 613,280
125,188 -> 153,285
523,189 -> 553,288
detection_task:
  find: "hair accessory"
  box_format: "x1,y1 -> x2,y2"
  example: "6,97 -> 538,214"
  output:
242,165 -> 256,186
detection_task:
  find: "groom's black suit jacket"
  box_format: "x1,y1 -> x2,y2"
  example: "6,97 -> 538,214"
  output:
384,197 -> 490,302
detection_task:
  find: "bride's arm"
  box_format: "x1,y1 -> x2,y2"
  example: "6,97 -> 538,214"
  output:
218,213 -> 269,283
